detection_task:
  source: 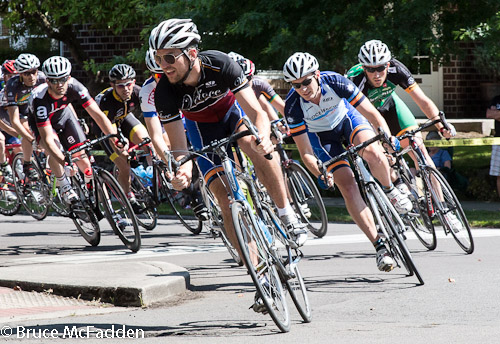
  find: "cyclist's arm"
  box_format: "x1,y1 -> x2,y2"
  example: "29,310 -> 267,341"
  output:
408,85 -> 443,128
292,133 -> 322,178
7,106 -> 34,142
355,97 -> 392,136
163,119 -> 192,190
85,101 -> 116,136
144,116 -> 170,161
258,94 -> 279,122
0,119 -> 19,137
38,124 -> 65,166
270,94 -> 285,116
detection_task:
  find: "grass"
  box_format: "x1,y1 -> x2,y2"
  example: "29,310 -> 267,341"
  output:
323,206 -> 500,228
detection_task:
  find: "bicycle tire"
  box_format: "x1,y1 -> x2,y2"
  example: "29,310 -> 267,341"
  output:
12,153 -> 50,220
0,164 -> 21,215
114,165 -> 158,231
399,161 -> 436,250
157,165 -> 203,234
286,162 -> 328,238
97,169 -> 141,252
69,175 -> 101,246
367,183 -> 424,285
232,201 -> 291,333
261,203 -> 311,323
422,166 -> 474,254
200,178 -> 242,266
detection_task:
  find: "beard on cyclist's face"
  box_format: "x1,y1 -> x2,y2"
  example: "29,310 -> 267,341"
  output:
47,80 -> 69,98
156,48 -> 189,84
21,70 -> 38,87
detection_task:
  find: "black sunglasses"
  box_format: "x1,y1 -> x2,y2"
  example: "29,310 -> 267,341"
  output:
364,65 -> 387,73
290,75 -> 315,89
154,51 -> 184,65
47,76 -> 70,85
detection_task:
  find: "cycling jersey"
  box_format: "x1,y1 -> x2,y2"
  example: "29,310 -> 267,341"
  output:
251,76 -> 278,103
139,76 -> 158,119
285,71 -> 365,136
95,85 -> 142,124
5,73 -> 46,119
347,59 -> 419,135
154,50 -> 249,124
29,77 -> 94,128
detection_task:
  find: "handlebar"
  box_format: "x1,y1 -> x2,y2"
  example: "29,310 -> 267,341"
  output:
64,132 -> 124,164
396,111 -> 451,141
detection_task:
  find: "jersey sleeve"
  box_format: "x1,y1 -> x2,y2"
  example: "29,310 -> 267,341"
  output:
390,59 -> 418,93
284,91 -> 307,137
322,72 -> 365,108
154,78 -> 182,123
252,77 -> 277,102
68,78 -> 95,108
220,53 -> 250,94
139,83 -> 158,118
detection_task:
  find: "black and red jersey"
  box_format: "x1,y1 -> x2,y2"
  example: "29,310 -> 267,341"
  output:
154,50 -> 249,123
29,77 -> 94,128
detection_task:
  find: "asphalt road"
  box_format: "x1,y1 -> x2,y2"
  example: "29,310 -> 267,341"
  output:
1,214 -> 500,343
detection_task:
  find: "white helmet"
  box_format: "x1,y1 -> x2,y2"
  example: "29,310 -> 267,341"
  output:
282,52 -> 319,82
109,63 -> 136,81
42,56 -> 72,78
227,51 -> 245,62
149,18 -> 201,51
145,49 -> 162,73
358,40 -> 392,66
237,58 -> 255,79
14,53 -> 40,73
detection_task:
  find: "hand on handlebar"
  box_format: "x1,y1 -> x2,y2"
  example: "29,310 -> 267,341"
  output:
251,133 -> 275,157
440,123 -> 456,139
168,166 -> 192,191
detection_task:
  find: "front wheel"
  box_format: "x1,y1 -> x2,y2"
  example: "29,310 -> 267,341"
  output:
232,201 -> 290,333
422,166 -> 474,254
69,175 -> 101,246
286,162 -> 328,238
96,169 -> 141,252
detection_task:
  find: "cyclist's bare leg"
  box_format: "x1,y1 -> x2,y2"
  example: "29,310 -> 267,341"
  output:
0,131 -> 5,163
333,166 -> 378,242
354,130 -> 392,188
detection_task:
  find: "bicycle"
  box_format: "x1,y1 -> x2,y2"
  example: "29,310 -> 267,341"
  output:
171,117 -> 311,332
65,133 -> 141,252
271,118 -> 328,238
0,142 -> 21,216
394,112 -> 474,254
319,130 -> 424,285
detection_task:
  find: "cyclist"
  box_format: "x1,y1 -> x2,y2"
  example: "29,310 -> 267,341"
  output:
347,40 -> 461,230
282,52 -> 413,271
6,54 -> 46,180
94,63 -> 150,206
228,52 -> 286,120
0,60 -> 21,184
29,56 -> 121,204
139,50 -> 208,220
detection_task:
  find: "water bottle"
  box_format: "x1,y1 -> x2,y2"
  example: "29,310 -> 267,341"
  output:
145,166 -> 153,187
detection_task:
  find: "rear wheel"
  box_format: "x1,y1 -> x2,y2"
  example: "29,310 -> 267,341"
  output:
0,179 -> 21,216
232,201 -> 290,332
97,169 -> 141,252
12,153 -> 50,220
423,166 -> 474,254
286,162 -> 328,238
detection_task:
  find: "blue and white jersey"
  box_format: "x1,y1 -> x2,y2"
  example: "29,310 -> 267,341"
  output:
284,71 -> 365,136
139,75 -> 157,118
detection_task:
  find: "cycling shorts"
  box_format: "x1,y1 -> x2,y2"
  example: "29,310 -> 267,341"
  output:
185,102 -> 246,186
377,92 -> 418,136
29,106 -> 87,151
101,113 -> 146,162
3,131 -> 21,145
308,107 -> 372,174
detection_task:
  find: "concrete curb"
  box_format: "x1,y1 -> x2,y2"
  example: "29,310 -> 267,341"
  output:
0,261 -> 189,307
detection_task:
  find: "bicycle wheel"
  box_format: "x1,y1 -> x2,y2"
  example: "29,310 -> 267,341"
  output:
286,162 -> 328,238
69,175 -> 101,246
96,169 -> 141,252
200,179 -> 243,266
114,166 -> 158,231
157,166 -> 203,234
232,201 -> 290,333
366,183 -> 424,285
12,153 -> 50,220
422,166 -> 474,254
262,203 -> 311,323
0,179 -> 21,216
399,161 -> 436,250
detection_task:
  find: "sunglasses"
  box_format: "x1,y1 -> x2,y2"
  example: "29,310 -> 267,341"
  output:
290,75 -> 315,89
47,76 -> 70,85
21,70 -> 38,76
364,65 -> 387,73
154,51 -> 184,65
115,80 -> 134,88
